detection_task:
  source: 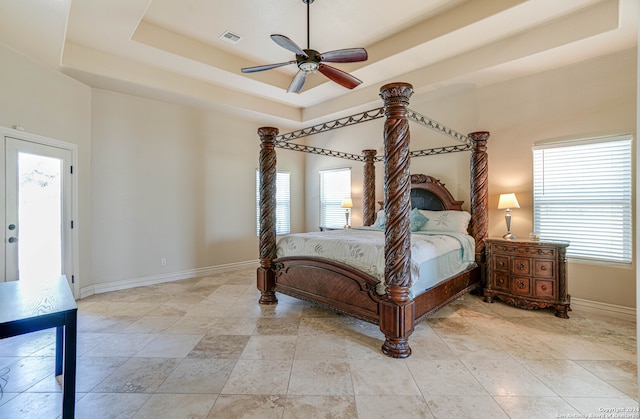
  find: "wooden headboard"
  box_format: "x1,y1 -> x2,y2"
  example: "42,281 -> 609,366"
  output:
410,174 -> 463,211
378,174 -> 464,212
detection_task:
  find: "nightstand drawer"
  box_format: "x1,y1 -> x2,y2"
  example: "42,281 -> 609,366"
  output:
494,243 -> 558,259
511,257 -> 531,276
511,276 -> 531,296
523,245 -> 556,258
534,260 -> 555,278
491,243 -> 521,255
493,255 -> 509,272
492,272 -> 510,292
535,279 -> 556,298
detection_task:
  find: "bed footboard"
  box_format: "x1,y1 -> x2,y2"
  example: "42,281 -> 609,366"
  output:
273,257 -> 381,323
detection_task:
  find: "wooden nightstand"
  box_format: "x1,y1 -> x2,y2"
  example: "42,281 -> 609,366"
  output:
484,238 -> 571,318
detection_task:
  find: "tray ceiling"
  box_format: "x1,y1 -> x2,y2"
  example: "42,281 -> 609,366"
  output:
0,0 -> 636,123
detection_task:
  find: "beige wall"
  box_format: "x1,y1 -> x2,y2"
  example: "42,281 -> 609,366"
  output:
305,48 -> 636,308
0,42 -> 306,291
91,89 -> 304,286
0,43 -> 92,291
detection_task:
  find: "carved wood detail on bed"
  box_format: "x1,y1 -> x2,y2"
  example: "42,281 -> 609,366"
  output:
257,127 -> 279,305
362,149 -> 377,227
377,175 -> 464,213
469,131 -> 490,263
410,174 -> 463,211
379,83 -> 414,358
273,257 -> 381,323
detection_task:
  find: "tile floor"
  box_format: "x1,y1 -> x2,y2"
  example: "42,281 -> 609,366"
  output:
0,269 -> 638,418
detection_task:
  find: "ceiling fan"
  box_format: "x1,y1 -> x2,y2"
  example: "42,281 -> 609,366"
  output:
241,0 -> 368,93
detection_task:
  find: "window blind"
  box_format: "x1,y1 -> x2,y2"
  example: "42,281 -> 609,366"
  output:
256,170 -> 290,235
532,135 -> 632,264
320,168 -> 351,228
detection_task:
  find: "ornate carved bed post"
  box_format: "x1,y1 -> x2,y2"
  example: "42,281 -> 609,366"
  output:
257,127 -> 279,305
379,82 -> 414,358
362,149 -> 377,226
468,131 -> 490,264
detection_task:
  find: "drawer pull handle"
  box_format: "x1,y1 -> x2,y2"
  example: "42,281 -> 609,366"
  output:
517,280 -> 526,289
517,263 -> 526,270
541,284 -> 547,291
498,261 -> 504,267
540,265 -> 547,271
498,278 -> 504,284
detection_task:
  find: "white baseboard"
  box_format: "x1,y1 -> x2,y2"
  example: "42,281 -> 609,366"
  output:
79,260 -> 258,299
570,297 -> 636,322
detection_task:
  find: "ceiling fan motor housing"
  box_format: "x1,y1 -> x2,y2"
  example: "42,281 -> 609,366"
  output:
297,49 -> 320,72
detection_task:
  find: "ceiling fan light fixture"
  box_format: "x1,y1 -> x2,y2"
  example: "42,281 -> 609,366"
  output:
299,61 -> 318,72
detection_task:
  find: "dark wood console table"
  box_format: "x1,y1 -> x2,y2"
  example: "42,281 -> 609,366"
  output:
0,276 -> 77,418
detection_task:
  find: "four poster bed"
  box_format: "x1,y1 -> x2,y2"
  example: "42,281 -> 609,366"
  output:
257,82 -> 489,358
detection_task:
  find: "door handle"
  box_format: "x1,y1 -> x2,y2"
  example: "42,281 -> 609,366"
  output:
8,237 -> 17,243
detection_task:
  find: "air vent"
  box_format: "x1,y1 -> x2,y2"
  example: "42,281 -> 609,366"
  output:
219,31 -> 242,45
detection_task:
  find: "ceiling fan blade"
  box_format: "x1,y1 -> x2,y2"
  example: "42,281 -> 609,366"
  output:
318,64 -> 362,89
241,61 -> 296,73
319,48 -> 368,63
287,70 -> 307,93
271,34 -> 308,57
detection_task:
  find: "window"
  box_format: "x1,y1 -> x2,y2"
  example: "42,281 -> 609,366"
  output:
320,168 -> 351,228
533,135 -> 632,264
256,170 -> 290,235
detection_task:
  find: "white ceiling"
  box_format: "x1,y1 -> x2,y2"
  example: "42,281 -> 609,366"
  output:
0,0 -> 637,125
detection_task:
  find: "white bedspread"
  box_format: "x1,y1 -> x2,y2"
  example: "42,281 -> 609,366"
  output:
276,227 -> 475,295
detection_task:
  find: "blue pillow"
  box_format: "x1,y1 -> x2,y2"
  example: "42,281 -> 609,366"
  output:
410,208 -> 428,232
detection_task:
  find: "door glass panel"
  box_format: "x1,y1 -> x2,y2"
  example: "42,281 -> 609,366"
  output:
18,152 -> 62,282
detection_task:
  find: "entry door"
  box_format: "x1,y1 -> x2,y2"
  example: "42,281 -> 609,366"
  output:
4,137 -> 72,284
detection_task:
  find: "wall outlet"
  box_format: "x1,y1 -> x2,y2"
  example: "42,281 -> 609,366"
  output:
161,258 -> 167,266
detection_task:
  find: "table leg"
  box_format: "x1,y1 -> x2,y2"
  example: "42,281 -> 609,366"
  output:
62,312 -> 77,419
55,326 -> 63,376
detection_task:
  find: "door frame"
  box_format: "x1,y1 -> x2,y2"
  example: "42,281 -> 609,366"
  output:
0,126 -> 79,297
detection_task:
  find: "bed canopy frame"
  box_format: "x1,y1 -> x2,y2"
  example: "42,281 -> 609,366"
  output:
257,82 -> 489,358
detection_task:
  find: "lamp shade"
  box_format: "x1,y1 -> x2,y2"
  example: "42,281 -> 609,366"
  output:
341,198 -> 353,209
497,193 -> 520,209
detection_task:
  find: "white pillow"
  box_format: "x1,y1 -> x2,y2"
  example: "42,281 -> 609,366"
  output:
371,210 -> 386,229
418,210 -> 471,233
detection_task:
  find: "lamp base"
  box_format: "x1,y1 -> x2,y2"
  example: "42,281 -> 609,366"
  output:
502,210 -> 516,240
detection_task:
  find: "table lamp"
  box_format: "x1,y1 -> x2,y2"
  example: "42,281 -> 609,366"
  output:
341,197 -> 353,228
498,193 -> 519,239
